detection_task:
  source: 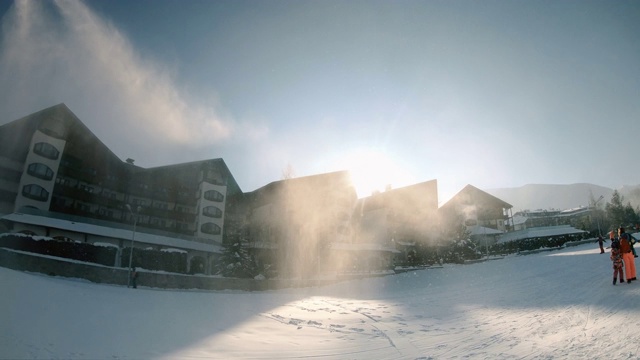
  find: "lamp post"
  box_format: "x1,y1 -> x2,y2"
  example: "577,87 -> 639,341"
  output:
125,204 -> 140,288
593,195 -> 604,237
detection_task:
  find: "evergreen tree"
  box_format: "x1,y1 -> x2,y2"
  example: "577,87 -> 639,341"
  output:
605,191 -> 640,229
605,190 -> 626,229
623,203 -> 640,226
440,219 -> 477,263
215,240 -> 257,278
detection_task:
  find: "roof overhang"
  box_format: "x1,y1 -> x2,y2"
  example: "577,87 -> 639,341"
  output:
497,225 -> 587,244
2,212 -> 220,253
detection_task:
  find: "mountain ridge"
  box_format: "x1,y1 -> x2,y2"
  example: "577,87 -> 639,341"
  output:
485,183 -> 640,212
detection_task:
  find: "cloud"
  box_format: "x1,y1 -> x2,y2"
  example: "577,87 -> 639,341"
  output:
0,0 -> 237,147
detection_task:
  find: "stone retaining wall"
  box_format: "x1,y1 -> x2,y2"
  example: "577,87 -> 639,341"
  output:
0,248 -> 341,291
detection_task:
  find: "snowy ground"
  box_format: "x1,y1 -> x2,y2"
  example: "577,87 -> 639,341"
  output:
2,242 -> 640,359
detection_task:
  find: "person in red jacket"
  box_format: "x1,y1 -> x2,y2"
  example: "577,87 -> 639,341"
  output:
610,239 -> 624,285
619,227 -> 637,283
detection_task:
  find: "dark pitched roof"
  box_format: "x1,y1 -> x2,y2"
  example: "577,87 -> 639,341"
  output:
356,179 -> 439,212
245,170 -> 354,206
2,104 -> 242,196
440,184 -> 512,210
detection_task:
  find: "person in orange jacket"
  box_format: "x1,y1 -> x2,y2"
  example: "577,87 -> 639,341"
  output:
618,227 -> 637,283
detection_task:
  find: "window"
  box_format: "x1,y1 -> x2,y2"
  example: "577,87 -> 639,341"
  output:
33,142 -> 60,160
202,206 -> 223,218
154,202 -> 168,210
27,163 -> 54,181
22,184 -> 49,202
75,203 -> 90,212
201,222 -> 221,235
203,189 -> 224,202
132,199 -> 145,206
83,167 -> 97,176
55,177 -> 70,186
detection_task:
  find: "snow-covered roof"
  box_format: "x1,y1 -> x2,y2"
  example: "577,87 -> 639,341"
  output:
2,212 -> 221,253
511,215 -> 528,226
468,225 -> 504,236
497,225 -> 587,243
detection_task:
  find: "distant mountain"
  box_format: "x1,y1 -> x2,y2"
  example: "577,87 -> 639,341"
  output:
485,183 -> 615,212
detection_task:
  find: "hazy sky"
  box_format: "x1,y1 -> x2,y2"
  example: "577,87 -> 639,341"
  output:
0,0 -> 638,203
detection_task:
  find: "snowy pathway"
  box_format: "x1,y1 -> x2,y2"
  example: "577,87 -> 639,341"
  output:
2,243 -> 640,359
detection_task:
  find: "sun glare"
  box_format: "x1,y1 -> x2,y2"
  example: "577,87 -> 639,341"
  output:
342,148 -> 416,198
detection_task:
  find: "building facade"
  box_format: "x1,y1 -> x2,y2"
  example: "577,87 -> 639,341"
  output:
511,207 -> 594,231
354,180 -> 440,266
2,104 -> 508,278
0,104 -> 241,274
439,184 -> 514,233
242,171 -> 358,278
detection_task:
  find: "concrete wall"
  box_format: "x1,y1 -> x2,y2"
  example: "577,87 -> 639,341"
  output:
0,248 -> 345,291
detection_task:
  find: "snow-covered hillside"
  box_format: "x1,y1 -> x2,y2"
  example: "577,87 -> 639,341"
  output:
485,183 -> 614,211
2,242 -> 640,359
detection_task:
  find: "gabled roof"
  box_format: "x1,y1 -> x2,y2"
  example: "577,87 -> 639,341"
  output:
143,158 -> 242,196
3,104 -> 242,196
440,184 -> 512,210
355,179 -> 438,212
245,171 -> 354,206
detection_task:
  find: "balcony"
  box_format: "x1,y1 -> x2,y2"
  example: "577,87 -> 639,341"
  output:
144,206 -> 197,223
52,184 -> 95,203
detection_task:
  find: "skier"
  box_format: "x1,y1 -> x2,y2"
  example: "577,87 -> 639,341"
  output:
618,227 -> 637,283
630,232 -> 638,258
131,267 -> 139,289
610,239 -> 624,285
598,236 -> 605,254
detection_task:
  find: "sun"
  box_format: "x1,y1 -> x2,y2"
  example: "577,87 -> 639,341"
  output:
341,148 -> 416,198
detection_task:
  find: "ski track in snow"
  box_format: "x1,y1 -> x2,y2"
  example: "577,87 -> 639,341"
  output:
3,243 -> 640,359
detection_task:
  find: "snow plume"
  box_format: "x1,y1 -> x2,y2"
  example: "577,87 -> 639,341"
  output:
460,204 -> 478,224
0,0 -> 233,149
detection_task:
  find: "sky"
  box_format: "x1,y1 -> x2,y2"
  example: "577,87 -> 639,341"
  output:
0,0 -> 638,203
3,241 -> 640,359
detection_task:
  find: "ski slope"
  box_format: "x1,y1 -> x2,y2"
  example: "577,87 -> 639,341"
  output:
2,242 -> 639,359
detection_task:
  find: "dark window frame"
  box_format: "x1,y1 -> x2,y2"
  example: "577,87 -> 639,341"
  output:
27,163 -> 54,181
203,189 -> 224,202
33,142 -> 60,160
22,184 -> 49,202
201,222 -> 221,235
202,205 -> 223,218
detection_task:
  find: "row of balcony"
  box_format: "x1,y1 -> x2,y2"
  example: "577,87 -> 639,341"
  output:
49,202 -> 196,237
